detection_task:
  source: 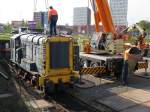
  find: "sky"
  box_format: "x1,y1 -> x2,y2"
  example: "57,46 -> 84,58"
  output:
0,0 -> 150,26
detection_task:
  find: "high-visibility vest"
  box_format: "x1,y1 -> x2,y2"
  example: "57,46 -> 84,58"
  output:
49,9 -> 58,16
124,48 -> 131,61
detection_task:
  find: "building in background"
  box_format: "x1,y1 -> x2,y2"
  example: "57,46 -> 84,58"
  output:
11,20 -> 37,33
34,12 -> 44,28
11,21 -> 23,30
33,11 -> 48,29
109,0 -> 128,32
73,7 -> 91,26
28,21 -> 36,29
73,7 -> 91,33
43,12 -> 48,29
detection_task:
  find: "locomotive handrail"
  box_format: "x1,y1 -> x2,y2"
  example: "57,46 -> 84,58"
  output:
0,72 -> 8,80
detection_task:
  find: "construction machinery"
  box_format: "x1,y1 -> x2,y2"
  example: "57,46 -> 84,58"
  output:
122,23 -> 149,56
133,24 -> 148,49
80,0 -> 148,78
83,0 -> 124,55
80,0 -> 124,78
84,1 -> 149,54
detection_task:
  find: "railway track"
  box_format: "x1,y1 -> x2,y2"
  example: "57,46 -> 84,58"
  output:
7,62 -> 70,112
7,61 -> 102,112
5,59 -> 150,112
49,91 -> 100,112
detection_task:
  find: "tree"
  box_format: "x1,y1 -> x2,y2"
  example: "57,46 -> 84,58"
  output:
3,23 -> 12,33
22,20 -> 28,27
137,20 -> 150,33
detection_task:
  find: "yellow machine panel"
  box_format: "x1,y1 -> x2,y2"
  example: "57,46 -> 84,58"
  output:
42,36 -> 79,84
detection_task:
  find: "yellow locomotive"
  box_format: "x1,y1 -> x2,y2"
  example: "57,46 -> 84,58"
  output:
10,34 -> 80,92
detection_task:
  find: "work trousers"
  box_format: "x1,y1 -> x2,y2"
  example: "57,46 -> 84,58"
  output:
50,15 -> 58,36
122,60 -> 128,85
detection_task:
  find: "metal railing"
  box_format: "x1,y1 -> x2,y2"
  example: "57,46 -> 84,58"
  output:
0,72 -> 8,80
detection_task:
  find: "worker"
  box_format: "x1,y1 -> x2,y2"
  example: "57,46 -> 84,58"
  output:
122,43 -> 142,85
48,6 -> 58,36
122,43 -> 131,85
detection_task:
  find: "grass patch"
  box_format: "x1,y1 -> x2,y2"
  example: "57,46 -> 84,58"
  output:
0,33 -> 12,40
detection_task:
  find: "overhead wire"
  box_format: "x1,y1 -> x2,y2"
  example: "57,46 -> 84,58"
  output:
45,0 -> 48,10
34,0 -> 37,12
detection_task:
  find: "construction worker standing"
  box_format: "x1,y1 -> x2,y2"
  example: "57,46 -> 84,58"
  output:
122,43 -> 131,85
122,43 -> 142,85
48,6 -> 58,36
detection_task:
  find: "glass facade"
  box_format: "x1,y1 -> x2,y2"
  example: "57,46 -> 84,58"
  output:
110,0 -> 128,26
73,7 -> 91,26
33,12 -> 48,28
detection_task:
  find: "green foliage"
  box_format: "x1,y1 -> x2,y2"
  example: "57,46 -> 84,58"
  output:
137,20 -> 150,33
22,20 -> 28,27
36,21 -> 42,29
3,23 -> 12,33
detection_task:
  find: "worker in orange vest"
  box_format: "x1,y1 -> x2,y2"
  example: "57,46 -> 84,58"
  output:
48,6 -> 58,36
122,43 -> 142,85
122,43 -> 131,85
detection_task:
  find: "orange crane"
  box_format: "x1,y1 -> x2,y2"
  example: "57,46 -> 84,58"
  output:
84,0 -> 120,54
85,0 -> 148,55
91,0 -> 116,35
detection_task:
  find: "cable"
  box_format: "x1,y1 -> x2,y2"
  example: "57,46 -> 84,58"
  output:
45,0 -> 48,10
34,0 -> 37,12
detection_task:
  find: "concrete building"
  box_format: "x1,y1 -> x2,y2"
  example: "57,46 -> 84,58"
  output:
34,12 -> 44,28
33,11 -> 48,28
11,21 -> 23,29
73,7 -> 91,26
109,0 -> 128,26
28,21 -> 36,29
43,12 -> 48,29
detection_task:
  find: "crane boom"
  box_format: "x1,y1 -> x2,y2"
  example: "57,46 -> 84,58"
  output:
91,0 -> 116,35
